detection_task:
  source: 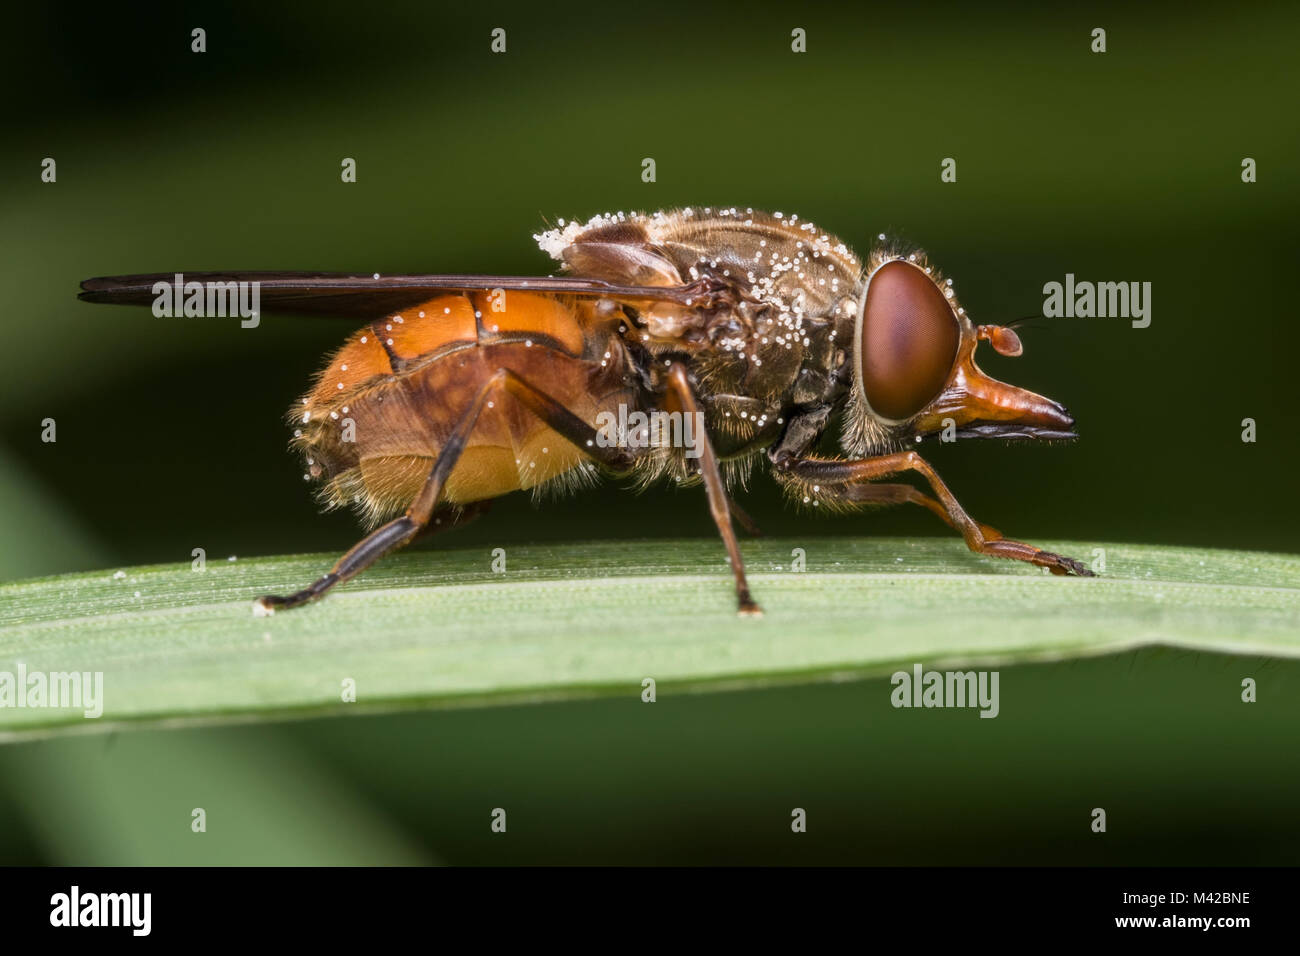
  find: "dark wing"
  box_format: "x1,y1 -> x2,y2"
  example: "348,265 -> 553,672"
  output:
78,271 -> 705,319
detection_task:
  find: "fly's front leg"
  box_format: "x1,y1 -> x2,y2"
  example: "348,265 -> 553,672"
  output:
666,364 -> 762,616
837,482 -> 1004,542
773,451 -> 1094,577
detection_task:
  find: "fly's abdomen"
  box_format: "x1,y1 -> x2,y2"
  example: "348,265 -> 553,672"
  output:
294,291 -> 631,526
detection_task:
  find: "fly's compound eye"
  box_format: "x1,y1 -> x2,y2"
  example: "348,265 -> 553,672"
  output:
856,260 -> 961,421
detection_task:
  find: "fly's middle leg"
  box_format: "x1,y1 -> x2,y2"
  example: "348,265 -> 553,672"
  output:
665,364 -> 762,617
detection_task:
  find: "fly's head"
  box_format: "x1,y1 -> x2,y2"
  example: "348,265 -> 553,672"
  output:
843,247 -> 1076,455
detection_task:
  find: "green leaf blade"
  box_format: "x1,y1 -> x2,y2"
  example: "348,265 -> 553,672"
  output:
0,538 -> 1296,741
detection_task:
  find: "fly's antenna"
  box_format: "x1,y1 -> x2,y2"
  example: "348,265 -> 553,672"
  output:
1004,314 -> 1051,333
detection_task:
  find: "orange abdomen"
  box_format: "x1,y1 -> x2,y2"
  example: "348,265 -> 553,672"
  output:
294,291 -> 632,525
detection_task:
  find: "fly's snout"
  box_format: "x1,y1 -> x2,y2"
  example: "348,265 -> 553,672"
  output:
914,357 -> 1079,442
957,370 -> 1078,440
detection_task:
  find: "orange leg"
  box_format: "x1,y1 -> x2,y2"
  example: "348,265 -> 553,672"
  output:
774,451 -> 1094,576
666,364 -> 762,616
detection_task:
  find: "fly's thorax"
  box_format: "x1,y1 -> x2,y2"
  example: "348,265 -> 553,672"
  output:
650,208 -> 862,315
539,207 -> 864,320
609,216 -> 862,400
540,207 -> 868,454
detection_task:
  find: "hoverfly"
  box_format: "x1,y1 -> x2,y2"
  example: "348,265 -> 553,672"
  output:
80,206 -> 1093,616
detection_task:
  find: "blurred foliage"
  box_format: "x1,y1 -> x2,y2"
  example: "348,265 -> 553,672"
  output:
1,648 -> 1296,865
2,1 -> 1297,576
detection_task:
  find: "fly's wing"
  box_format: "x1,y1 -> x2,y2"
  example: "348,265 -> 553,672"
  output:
78,271 -> 708,319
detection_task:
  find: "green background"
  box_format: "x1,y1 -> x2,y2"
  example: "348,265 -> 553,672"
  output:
1,2 -> 1296,863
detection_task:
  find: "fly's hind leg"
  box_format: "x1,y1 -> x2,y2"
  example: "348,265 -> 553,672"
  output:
256,375 -> 504,613
774,451 -> 1094,577
255,370 -> 637,614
